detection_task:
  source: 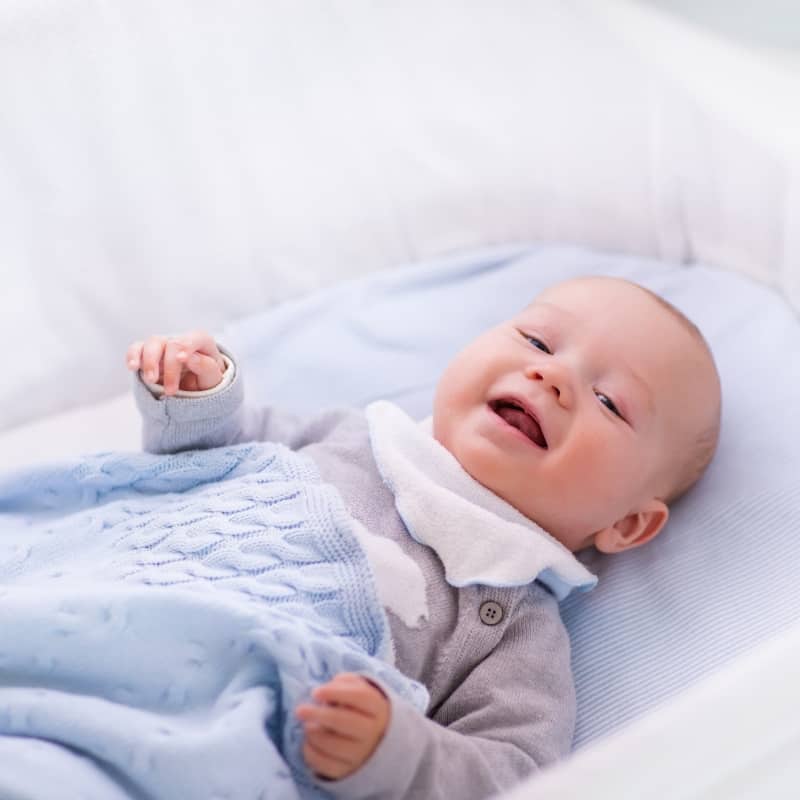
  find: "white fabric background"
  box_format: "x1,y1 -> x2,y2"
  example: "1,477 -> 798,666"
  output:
1,0 -> 797,434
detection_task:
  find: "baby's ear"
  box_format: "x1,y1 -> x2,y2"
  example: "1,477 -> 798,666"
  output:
593,499 -> 669,554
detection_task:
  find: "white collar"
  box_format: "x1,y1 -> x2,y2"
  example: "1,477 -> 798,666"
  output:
365,401 -> 597,600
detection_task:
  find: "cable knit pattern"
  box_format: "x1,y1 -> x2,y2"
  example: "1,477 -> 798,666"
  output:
0,444 -> 426,799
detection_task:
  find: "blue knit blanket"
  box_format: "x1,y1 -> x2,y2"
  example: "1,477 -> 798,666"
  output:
0,444 -> 427,799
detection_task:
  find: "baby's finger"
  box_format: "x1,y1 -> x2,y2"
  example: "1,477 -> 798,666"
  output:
312,682 -> 385,718
162,340 -> 185,396
304,726 -> 361,764
177,330 -> 224,366
141,337 -> 167,385
302,738 -> 352,780
296,704 -> 370,739
125,341 -> 144,371
184,351 -> 225,391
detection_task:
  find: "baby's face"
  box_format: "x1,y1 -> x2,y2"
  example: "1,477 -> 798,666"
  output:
433,278 -> 715,551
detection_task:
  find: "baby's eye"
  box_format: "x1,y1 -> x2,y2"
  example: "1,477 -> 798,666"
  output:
521,333 -> 551,354
595,391 -> 623,419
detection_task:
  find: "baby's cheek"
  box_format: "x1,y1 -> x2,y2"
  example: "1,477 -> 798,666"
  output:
562,429 -> 634,495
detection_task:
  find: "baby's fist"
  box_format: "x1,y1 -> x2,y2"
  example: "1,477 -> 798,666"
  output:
125,330 -> 226,395
296,673 -> 390,781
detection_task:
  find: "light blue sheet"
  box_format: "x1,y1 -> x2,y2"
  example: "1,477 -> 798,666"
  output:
222,244 -> 800,747
0,443 -> 425,799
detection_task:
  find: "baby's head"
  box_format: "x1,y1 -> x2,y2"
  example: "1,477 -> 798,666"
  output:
433,276 -> 721,554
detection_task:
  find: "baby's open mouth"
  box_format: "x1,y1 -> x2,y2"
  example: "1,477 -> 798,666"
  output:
489,399 -> 548,449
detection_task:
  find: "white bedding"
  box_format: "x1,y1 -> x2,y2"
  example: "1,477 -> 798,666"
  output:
4,243 -> 800,799
1,0 -> 798,432
1,393 -> 138,470
503,619 -> 800,800
5,241 -> 800,761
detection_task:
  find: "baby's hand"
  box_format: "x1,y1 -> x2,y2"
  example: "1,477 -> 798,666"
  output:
125,331 -> 226,395
296,673 -> 390,781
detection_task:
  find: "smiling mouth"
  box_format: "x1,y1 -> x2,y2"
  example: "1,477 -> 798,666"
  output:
489,399 -> 548,449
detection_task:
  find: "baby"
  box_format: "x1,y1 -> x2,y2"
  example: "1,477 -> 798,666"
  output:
126,276 -> 721,799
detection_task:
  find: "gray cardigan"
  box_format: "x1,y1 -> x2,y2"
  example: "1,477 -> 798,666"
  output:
133,365 -> 578,800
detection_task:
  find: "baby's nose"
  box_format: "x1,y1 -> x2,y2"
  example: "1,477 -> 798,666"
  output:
525,364 -> 573,408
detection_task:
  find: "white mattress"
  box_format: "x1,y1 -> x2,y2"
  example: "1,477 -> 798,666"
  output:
1,393 -> 139,470
504,619 -> 800,800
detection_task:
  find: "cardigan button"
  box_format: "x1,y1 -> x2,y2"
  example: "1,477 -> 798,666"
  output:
479,600 -> 504,626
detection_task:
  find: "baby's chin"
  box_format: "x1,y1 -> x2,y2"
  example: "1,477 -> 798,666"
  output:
430,416 -> 605,550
